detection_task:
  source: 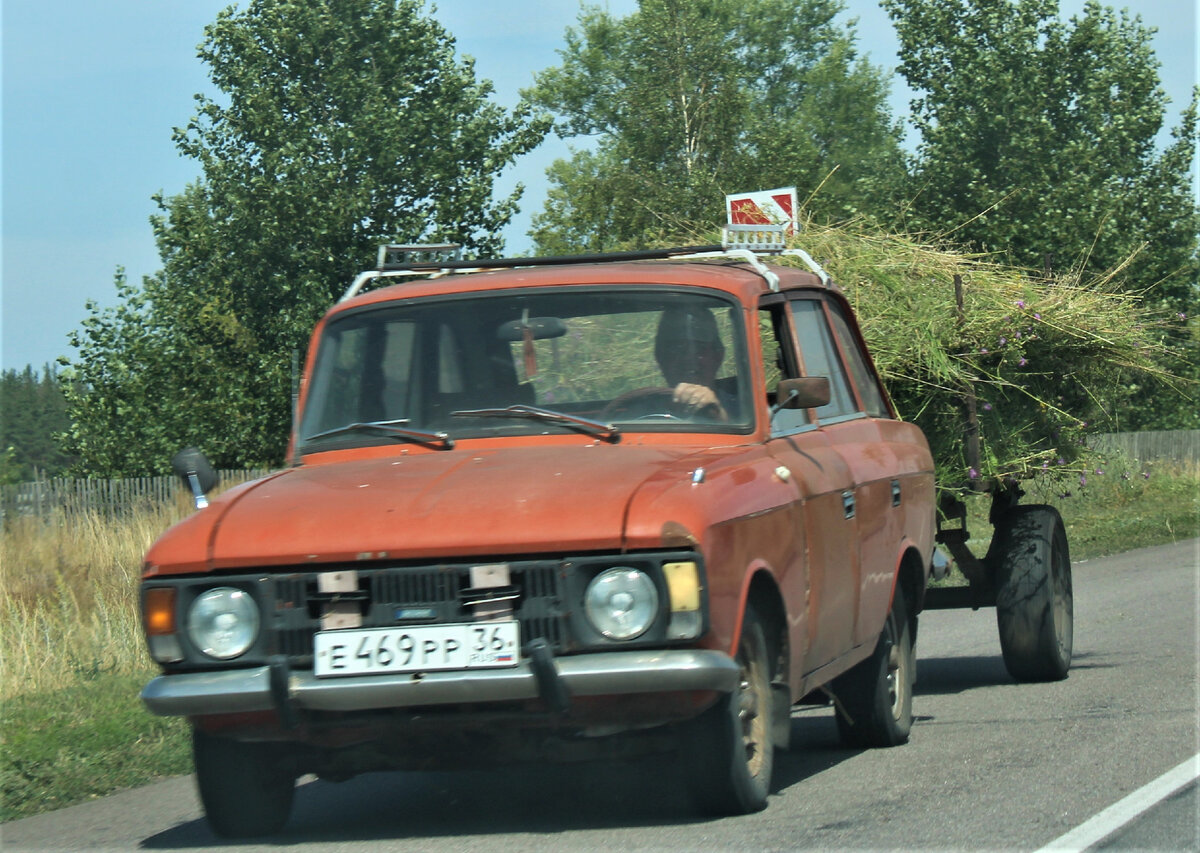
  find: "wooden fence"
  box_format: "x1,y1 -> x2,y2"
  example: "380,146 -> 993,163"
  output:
3,429 -> 1195,520
1,469 -> 271,520
1087,430 -> 1200,465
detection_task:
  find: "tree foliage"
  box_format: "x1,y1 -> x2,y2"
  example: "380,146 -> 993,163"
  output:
523,0 -> 906,252
884,0 -> 1198,306
61,0 -> 547,476
0,365 -> 76,483
883,0 -> 1199,428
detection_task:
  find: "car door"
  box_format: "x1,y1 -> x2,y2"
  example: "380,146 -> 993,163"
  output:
758,298 -> 861,685
793,296 -> 933,648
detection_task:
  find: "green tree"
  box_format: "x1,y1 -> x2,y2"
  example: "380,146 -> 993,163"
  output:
61,0 -> 547,476
524,0 -> 906,253
0,364 -> 76,481
884,0 -> 1198,307
884,0 -> 1199,428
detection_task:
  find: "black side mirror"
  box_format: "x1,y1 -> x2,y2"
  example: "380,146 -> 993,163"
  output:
774,377 -> 831,411
171,447 -> 219,510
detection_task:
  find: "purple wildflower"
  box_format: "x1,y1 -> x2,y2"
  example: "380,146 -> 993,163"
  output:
983,402 -> 992,411
1018,357 -> 1028,367
1057,457 -> 1066,466
1079,474 -> 1087,487
1143,472 -> 1150,480
1041,460 -> 1050,469
1179,313 -> 1187,321
1095,468 -> 1103,475
999,337 -> 1007,346
980,348 -> 989,354
969,467 -> 979,480
1034,313 -> 1041,320
1016,300 -> 1026,309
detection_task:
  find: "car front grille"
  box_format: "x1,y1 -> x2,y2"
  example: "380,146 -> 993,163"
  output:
265,562 -> 567,667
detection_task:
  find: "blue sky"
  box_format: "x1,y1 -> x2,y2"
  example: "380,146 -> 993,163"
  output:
2,0 -> 1196,371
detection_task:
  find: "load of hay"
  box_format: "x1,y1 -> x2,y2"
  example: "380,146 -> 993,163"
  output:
775,221 -> 1178,491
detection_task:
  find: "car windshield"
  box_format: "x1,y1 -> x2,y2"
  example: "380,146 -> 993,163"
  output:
298,287 -> 751,450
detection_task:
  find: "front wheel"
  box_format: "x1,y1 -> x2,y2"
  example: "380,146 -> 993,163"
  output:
193,728 -> 295,838
683,606 -> 775,814
994,505 -> 1073,682
832,589 -> 914,748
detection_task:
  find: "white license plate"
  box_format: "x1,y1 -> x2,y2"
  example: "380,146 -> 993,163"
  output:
313,621 -> 521,677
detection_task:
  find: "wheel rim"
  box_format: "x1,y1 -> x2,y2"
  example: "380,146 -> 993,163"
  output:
737,643 -> 766,777
884,615 -> 905,719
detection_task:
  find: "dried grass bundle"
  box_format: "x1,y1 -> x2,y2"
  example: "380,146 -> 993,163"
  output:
777,221 -> 1177,489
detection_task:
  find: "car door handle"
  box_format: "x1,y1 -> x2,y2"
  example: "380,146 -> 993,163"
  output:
842,490 -> 855,519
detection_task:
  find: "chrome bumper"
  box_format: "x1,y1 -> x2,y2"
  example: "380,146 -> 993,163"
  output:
141,648 -> 739,718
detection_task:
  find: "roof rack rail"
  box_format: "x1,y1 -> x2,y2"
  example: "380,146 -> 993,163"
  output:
340,227 -> 830,301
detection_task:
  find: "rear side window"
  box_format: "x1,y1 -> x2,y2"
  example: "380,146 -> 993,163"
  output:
827,303 -> 890,418
790,300 -> 857,422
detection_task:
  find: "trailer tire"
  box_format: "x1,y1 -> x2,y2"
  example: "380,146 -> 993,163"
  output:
994,505 -> 1073,682
832,588 -> 914,748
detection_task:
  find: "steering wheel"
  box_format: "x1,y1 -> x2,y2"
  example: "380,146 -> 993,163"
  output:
601,387 -> 681,420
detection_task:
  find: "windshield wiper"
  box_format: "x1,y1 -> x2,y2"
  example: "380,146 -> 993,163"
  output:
450,405 -> 620,443
303,418 -> 454,449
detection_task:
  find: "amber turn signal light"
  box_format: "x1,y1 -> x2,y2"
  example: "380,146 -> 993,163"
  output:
143,587 -> 177,636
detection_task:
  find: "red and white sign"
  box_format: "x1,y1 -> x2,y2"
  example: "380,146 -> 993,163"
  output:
725,187 -> 797,231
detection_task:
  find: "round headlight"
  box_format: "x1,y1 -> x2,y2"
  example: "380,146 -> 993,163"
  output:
584,568 -> 659,640
187,587 -> 259,660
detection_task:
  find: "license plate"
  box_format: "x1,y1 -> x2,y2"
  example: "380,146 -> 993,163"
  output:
313,621 -> 521,677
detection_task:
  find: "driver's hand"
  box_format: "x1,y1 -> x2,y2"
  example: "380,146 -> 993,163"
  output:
672,383 -> 726,420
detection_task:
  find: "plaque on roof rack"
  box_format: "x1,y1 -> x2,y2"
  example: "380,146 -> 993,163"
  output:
377,243 -> 463,268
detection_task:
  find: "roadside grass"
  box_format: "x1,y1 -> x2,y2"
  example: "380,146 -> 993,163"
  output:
0,675 -> 191,822
1,460 -> 1197,822
949,456 -> 1200,574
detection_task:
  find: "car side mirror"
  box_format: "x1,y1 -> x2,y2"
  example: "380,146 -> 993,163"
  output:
171,447 -> 219,510
774,377 -> 831,411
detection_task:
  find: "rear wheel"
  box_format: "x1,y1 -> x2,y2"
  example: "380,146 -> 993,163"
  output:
832,589 -> 914,748
994,505 -> 1073,681
193,728 -> 295,838
683,606 -> 774,814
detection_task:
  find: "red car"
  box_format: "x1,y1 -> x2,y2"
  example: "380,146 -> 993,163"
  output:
141,239 -> 937,836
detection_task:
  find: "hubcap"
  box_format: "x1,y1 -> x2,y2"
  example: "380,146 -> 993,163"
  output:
737,650 -> 765,776
884,615 -> 905,719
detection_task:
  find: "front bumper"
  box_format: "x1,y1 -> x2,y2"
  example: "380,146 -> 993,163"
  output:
141,648 -> 739,718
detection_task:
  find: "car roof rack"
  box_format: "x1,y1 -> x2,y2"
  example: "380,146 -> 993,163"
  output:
340,225 -> 829,302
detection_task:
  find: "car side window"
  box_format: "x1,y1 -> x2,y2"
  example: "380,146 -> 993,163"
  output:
790,299 -> 857,422
759,305 -> 810,433
826,302 -> 890,419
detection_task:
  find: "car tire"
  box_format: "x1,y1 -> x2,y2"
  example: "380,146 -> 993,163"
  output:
193,728 -> 295,838
683,605 -> 774,815
833,588 -> 914,748
994,505 -> 1073,682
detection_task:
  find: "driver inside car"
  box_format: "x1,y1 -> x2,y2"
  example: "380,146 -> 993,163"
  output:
654,305 -> 732,421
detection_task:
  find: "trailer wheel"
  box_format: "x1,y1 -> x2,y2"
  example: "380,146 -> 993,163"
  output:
193,728 -> 295,838
832,588 -> 914,748
683,605 -> 774,814
994,505 -> 1073,682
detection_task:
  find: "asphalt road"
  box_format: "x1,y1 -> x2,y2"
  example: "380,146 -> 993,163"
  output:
3,538 -> 1197,852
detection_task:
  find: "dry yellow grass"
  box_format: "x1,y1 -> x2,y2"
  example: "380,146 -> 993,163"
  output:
1,504 -> 183,699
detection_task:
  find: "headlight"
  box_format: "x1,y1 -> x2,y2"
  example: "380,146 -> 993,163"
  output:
187,587 -> 259,660
584,568 -> 659,640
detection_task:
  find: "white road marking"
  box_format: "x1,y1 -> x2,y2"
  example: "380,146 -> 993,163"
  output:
1035,753 -> 1200,852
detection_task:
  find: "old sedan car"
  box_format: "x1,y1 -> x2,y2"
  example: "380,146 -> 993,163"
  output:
140,235 -> 937,837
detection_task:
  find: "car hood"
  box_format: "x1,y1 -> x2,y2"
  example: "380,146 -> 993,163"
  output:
146,444 -> 710,573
